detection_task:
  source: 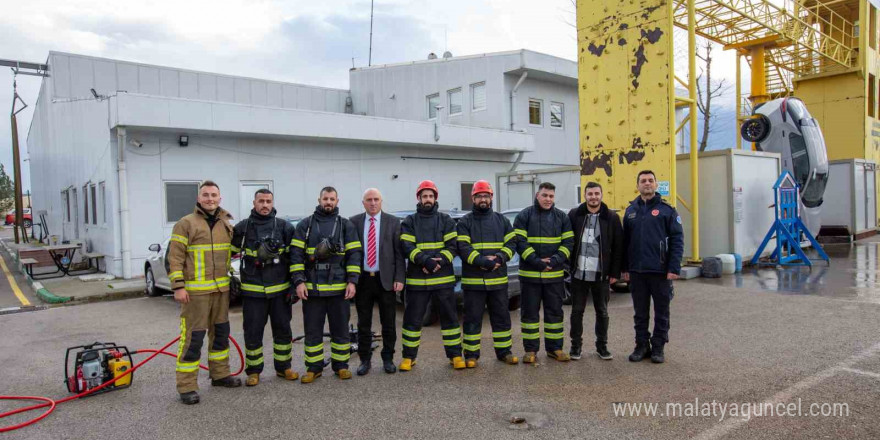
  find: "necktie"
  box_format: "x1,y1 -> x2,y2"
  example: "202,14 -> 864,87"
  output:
367,217 -> 377,269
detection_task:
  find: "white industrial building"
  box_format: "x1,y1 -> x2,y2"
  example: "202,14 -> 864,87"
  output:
26,50 -> 582,278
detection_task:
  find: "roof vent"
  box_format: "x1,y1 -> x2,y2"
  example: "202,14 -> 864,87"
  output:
442,51 -> 453,59
427,52 -> 437,60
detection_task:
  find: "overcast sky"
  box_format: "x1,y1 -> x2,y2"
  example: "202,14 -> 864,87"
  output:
0,0 -> 741,191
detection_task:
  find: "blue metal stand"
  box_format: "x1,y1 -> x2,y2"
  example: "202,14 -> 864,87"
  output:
751,171 -> 830,267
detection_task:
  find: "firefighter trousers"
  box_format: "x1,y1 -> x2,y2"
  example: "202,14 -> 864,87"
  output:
520,282 -> 565,354
242,294 -> 293,375
462,287 -> 512,360
176,290 -> 231,393
401,288 -> 462,360
302,294 -> 351,373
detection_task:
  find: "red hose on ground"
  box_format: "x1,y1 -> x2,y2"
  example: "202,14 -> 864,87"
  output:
0,336 -> 244,433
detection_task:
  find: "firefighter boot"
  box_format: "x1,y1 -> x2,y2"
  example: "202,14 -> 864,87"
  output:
466,358 -> 478,368
300,371 -> 322,384
451,356 -> 466,370
501,353 -> 519,365
336,369 -> 353,380
522,352 -> 537,364
276,369 -> 299,381
548,350 -> 571,362
246,374 -> 260,387
179,391 -> 200,405
399,358 -> 416,372
211,376 -> 242,387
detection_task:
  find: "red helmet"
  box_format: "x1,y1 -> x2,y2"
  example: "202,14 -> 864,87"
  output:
471,180 -> 493,196
416,180 -> 439,198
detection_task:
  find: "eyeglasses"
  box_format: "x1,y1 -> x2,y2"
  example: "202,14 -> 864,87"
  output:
473,194 -> 492,200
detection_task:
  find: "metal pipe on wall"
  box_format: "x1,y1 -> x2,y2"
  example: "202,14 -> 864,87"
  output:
116,127 -> 132,279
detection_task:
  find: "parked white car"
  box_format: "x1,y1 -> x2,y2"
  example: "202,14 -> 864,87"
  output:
144,238 -> 241,302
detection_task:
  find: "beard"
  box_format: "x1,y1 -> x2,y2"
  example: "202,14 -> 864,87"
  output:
477,201 -> 490,209
322,204 -> 335,213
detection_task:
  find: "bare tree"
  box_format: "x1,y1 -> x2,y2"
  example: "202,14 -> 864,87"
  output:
695,40 -> 731,151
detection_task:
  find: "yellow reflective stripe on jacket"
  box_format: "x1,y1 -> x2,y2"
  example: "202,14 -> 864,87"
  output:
558,246 -> 571,258
514,229 -> 527,237
416,242 -> 445,250
187,243 -> 232,251
168,271 -> 183,281
440,250 -> 454,262
290,239 -> 306,249
401,234 -> 416,242
457,235 -> 472,243
443,231 -> 458,241
521,247 -> 535,259
346,265 -> 361,273
171,234 -> 189,245
241,282 -> 291,294
503,232 -> 516,242
472,242 -> 503,250
501,247 -> 514,258
408,248 -> 421,263
527,236 -> 562,244
243,249 -> 258,257
518,270 -> 565,278
344,241 -> 362,251
184,277 -> 231,291
467,250 -> 480,265
460,276 -> 507,286
290,264 -> 304,272
405,275 -> 456,286
304,282 -> 348,292
561,231 -> 574,239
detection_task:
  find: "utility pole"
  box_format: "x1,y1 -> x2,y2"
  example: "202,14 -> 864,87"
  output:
368,0 -> 374,66
2,59 -> 49,244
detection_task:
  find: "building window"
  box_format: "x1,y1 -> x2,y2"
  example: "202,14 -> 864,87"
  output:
99,182 -> 107,224
460,182 -> 474,211
529,99 -> 543,126
871,74 -> 876,119
90,184 -> 98,225
871,5 -> 877,50
550,102 -> 564,128
471,82 -> 486,111
82,185 -> 89,225
62,190 -> 70,222
448,88 -> 462,115
427,93 -> 439,120
165,181 -> 200,223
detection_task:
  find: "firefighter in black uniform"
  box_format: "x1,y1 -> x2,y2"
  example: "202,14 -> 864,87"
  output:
457,180 -> 519,368
399,180 -> 464,371
622,170 -> 683,364
291,186 -> 362,383
513,182 -> 574,363
231,189 -> 298,386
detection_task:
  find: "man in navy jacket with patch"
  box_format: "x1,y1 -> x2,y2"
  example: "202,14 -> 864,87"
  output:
621,170 -> 684,364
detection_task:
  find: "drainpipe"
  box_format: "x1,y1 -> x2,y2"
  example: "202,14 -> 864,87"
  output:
509,71 -> 528,131
116,127 -> 132,279
508,72 -> 529,172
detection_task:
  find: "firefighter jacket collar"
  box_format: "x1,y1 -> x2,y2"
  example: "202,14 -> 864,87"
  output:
472,204 -> 492,216
632,194 -> 663,207
416,202 -> 439,216
193,204 -> 232,223
533,197 -> 556,212
314,205 -> 340,218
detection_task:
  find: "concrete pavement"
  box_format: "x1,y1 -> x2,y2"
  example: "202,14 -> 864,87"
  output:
1,266 -> 879,439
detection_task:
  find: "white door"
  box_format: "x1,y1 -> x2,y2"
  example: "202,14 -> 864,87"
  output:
71,188 -> 80,240
239,181 -> 273,220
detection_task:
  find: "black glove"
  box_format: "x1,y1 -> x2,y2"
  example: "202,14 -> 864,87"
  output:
550,254 -> 565,268
423,258 -> 441,272
480,257 -> 496,271
285,291 -> 299,305
534,259 -> 549,271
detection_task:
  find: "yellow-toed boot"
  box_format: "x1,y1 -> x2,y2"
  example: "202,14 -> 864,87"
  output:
522,352 -> 537,364
246,373 -> 260,387
502,354 -> 519,365
451,356 -> 466,369
548,350 -> 571,362
399,358 -> 416,372
276,369 -> 299,381
300,371 -> 322,384
336,369 -> 352,380
466,358 -> 478,368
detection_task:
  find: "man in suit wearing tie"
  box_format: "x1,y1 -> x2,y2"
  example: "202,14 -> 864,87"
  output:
350,188 -> 406,375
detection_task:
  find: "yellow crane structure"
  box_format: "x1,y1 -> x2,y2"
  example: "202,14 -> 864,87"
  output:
577,0 -> 871,261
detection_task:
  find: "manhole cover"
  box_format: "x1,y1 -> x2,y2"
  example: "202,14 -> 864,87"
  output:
507,412 -> 550,430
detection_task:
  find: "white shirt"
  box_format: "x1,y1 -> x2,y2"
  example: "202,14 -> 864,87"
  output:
363,213 -> 381,272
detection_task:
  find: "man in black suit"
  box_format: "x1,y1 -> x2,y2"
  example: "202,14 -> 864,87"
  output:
350,188 -> 406,375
